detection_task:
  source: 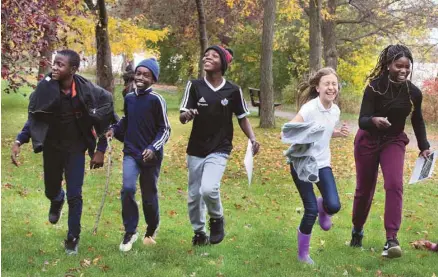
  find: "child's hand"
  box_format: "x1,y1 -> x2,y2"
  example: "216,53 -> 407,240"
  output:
183,109 -> 198,123
90,151 -> 104,169
251,139 -> 260,155
339,122 -> 350,137
419,149 -> 432,159
11,141 -> 21,167
142,149 -> 156,162
372,117 -> 391,129
105,129 -> 114,140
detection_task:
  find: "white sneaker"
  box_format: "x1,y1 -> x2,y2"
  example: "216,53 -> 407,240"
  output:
119,232 -> 138,252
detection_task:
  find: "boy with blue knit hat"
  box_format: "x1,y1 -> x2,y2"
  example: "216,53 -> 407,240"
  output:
107,57 -> 171,252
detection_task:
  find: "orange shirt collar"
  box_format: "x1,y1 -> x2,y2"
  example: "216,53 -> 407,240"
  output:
71,79 -> 77,98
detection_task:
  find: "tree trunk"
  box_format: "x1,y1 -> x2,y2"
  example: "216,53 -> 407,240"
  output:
95,0 -> 114,93
195,0 -> 208,79
309,0 -> 322,74
38,3 -> 57,80
259,0 -> 276,128
322,0 -> 338,70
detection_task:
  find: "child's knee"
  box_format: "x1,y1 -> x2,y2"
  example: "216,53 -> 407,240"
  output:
200,185 -> 219,200
121,185 -> 136,195
326,201 -> 341,215
304,206 -> 318,218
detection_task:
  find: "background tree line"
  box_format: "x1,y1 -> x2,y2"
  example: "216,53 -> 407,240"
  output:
2,0 -> 438,127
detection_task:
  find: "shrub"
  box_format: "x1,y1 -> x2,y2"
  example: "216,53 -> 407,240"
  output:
422,78 -> 438,123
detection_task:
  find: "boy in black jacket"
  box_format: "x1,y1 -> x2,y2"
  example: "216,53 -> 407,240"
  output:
11,49 -> 115,255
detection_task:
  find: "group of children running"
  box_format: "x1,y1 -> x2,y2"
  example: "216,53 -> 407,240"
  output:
10,44 -> 433,262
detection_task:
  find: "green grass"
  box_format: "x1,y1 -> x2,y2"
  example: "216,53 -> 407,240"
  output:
1,83 -> 438,277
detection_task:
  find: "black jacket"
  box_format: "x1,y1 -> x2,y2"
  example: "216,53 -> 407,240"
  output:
23,74 -> 115,155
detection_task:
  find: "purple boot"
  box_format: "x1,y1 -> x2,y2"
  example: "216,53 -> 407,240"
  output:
297,229 -> 314,264
317,197 -> 332,231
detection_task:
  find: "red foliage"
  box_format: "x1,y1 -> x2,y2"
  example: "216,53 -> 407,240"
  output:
422,78 -> 438,96
421,77 -> 438,122
1,0 -> 82,93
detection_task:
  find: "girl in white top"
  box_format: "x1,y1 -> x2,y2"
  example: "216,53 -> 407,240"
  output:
288,67 -> 349,264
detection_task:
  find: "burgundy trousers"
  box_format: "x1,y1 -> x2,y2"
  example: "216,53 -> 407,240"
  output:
352,129 -> 409,239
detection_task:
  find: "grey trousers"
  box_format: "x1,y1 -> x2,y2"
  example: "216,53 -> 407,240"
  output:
187,153 -> 228,233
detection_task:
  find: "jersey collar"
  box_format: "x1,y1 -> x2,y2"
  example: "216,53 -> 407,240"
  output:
204,77 -> 226,92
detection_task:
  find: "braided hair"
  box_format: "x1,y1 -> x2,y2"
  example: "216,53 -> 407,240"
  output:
367,44 -> 414,106
367,44 -> 413,83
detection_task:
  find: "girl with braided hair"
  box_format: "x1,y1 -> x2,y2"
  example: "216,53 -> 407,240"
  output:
350,44 -> 432,258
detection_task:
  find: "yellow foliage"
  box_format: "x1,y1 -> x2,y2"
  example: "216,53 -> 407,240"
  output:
216,18 -> 225,25
62,16 -> 96,55
108,17 -> 168,58
337,41 -> 382,95
63,15 -> 168,58
277,0 -> 302,21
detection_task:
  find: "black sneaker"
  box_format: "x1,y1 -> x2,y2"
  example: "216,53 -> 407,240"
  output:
350,229 -> 364,247
64,235 -> 80,255
382,238 -> 402,258
192,232 -> 209,246
209,217 -> 225,245
119,232 -> 138,252
49,199 -> 64,224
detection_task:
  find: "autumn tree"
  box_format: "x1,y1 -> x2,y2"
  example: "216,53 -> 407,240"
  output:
195,0 -> 208,78
260,0 -> 277,128
85,0 -> 114,93
1,0 -> 82,93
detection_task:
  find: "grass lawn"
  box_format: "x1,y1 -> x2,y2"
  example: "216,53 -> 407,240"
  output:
1,83 -> 437,277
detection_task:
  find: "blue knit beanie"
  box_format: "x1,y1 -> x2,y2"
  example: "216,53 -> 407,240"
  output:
135,58 -> 160,82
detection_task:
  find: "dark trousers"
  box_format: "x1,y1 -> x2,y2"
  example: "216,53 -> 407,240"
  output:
291,165 -> 341,235
121,155 -> 161,235
43,146 -> 85,238
352,129 -> 409,239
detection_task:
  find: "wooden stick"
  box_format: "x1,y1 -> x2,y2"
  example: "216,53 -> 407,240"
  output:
92,138 -> 112,235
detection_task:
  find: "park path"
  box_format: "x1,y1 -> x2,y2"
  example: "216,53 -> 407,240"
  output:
248,106 -> 438,151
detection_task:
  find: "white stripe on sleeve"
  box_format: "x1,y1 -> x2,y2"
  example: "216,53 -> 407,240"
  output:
180,81 -> 192,111
151,92 -> 171,150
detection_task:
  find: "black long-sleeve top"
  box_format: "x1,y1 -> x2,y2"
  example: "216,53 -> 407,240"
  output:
358,77 -> 430,151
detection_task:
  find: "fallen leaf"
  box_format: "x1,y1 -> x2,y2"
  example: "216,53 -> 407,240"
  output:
3,183 -> 12,189
80,259 -> 91,268
93,255 -> 102,265
99,264 -> 110,272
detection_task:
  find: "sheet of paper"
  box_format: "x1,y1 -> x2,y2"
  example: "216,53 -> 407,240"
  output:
409,151 -> 437,184
244,139 -> 253,186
